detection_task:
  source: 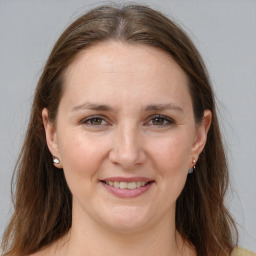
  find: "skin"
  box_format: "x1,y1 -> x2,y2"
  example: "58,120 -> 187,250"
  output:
40,41 -> 211,256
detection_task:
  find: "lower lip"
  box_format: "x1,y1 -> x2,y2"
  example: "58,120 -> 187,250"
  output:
101,182 -> 154,198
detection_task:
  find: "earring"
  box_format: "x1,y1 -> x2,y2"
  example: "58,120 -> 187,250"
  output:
193,159 -> 196,170
188,159 -> 196,174
53,156 -> 60,164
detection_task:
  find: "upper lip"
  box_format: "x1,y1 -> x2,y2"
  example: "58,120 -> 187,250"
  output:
101,177 -> 154,182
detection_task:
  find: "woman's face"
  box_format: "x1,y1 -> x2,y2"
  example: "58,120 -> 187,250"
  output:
43,41 -> 210,233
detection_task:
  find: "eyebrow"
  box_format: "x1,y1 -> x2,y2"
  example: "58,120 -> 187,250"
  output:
71,102 -> 114,112
71,102 -> 183,112
145,103 -> 183,112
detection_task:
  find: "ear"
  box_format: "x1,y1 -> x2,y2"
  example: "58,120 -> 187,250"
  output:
191,110 -> 212,161
42,108 -> 63,168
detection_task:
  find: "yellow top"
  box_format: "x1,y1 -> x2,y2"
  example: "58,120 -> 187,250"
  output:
232,247 -> 256,256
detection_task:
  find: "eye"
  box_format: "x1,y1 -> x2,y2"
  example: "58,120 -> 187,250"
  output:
146,115 -> 174,127
81,116 -> 109,127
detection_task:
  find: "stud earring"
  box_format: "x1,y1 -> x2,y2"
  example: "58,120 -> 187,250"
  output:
188,159 -> 197,174
53,156 -> 60,164
193,159 -> 196,170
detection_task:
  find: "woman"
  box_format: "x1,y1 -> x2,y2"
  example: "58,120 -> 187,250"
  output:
1,4 -> 254,256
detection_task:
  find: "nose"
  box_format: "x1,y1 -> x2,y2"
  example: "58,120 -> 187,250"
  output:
109,123 -> 146,169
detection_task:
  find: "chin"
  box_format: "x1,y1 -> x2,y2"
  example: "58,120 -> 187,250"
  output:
100,205 -> 152,233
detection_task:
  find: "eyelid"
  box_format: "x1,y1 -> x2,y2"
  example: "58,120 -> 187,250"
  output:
145,114 -> 175,126
80,115 -> 111,126
79,114 -> 174,127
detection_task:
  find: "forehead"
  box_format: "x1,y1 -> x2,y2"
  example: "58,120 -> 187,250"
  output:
61,41 -> 191,110
65,41 -> 187,81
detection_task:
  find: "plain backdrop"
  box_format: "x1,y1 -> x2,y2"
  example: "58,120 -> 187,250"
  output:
0,0 -> 255,252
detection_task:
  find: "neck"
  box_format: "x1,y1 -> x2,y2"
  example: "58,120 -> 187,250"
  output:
57,206 -> 191,256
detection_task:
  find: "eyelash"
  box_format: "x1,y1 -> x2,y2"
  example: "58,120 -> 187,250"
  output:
146,115 -> 174,127
81,115 -> 109,127
81,114 -> 174,128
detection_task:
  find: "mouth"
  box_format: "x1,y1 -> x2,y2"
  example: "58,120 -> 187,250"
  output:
100,178 -> 155,198
101,180 -> 154,190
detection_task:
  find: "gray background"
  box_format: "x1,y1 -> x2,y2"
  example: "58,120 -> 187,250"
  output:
0,0 -> 255,252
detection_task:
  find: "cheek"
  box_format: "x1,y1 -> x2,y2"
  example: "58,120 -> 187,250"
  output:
150,133 -> 193,174
154,136 -> 192,200
57,131 -> 110,188
145,134 -> 192,211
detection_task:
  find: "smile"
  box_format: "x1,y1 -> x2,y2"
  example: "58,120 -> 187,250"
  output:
101,178 -> 154,198
102,181 -> 150,189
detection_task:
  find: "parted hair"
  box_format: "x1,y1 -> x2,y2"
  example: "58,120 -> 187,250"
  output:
1,4 -> 237,256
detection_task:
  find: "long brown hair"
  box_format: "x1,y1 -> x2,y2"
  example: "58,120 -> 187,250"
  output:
1,4 -> 238,256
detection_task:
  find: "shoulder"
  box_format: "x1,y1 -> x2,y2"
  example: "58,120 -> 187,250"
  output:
27,235 -> 69,256
232,247 -> 256,256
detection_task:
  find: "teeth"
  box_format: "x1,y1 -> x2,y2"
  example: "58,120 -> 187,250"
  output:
120,182 -> 128,189
128,182 -> 136,189
105,181 -> 149,189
